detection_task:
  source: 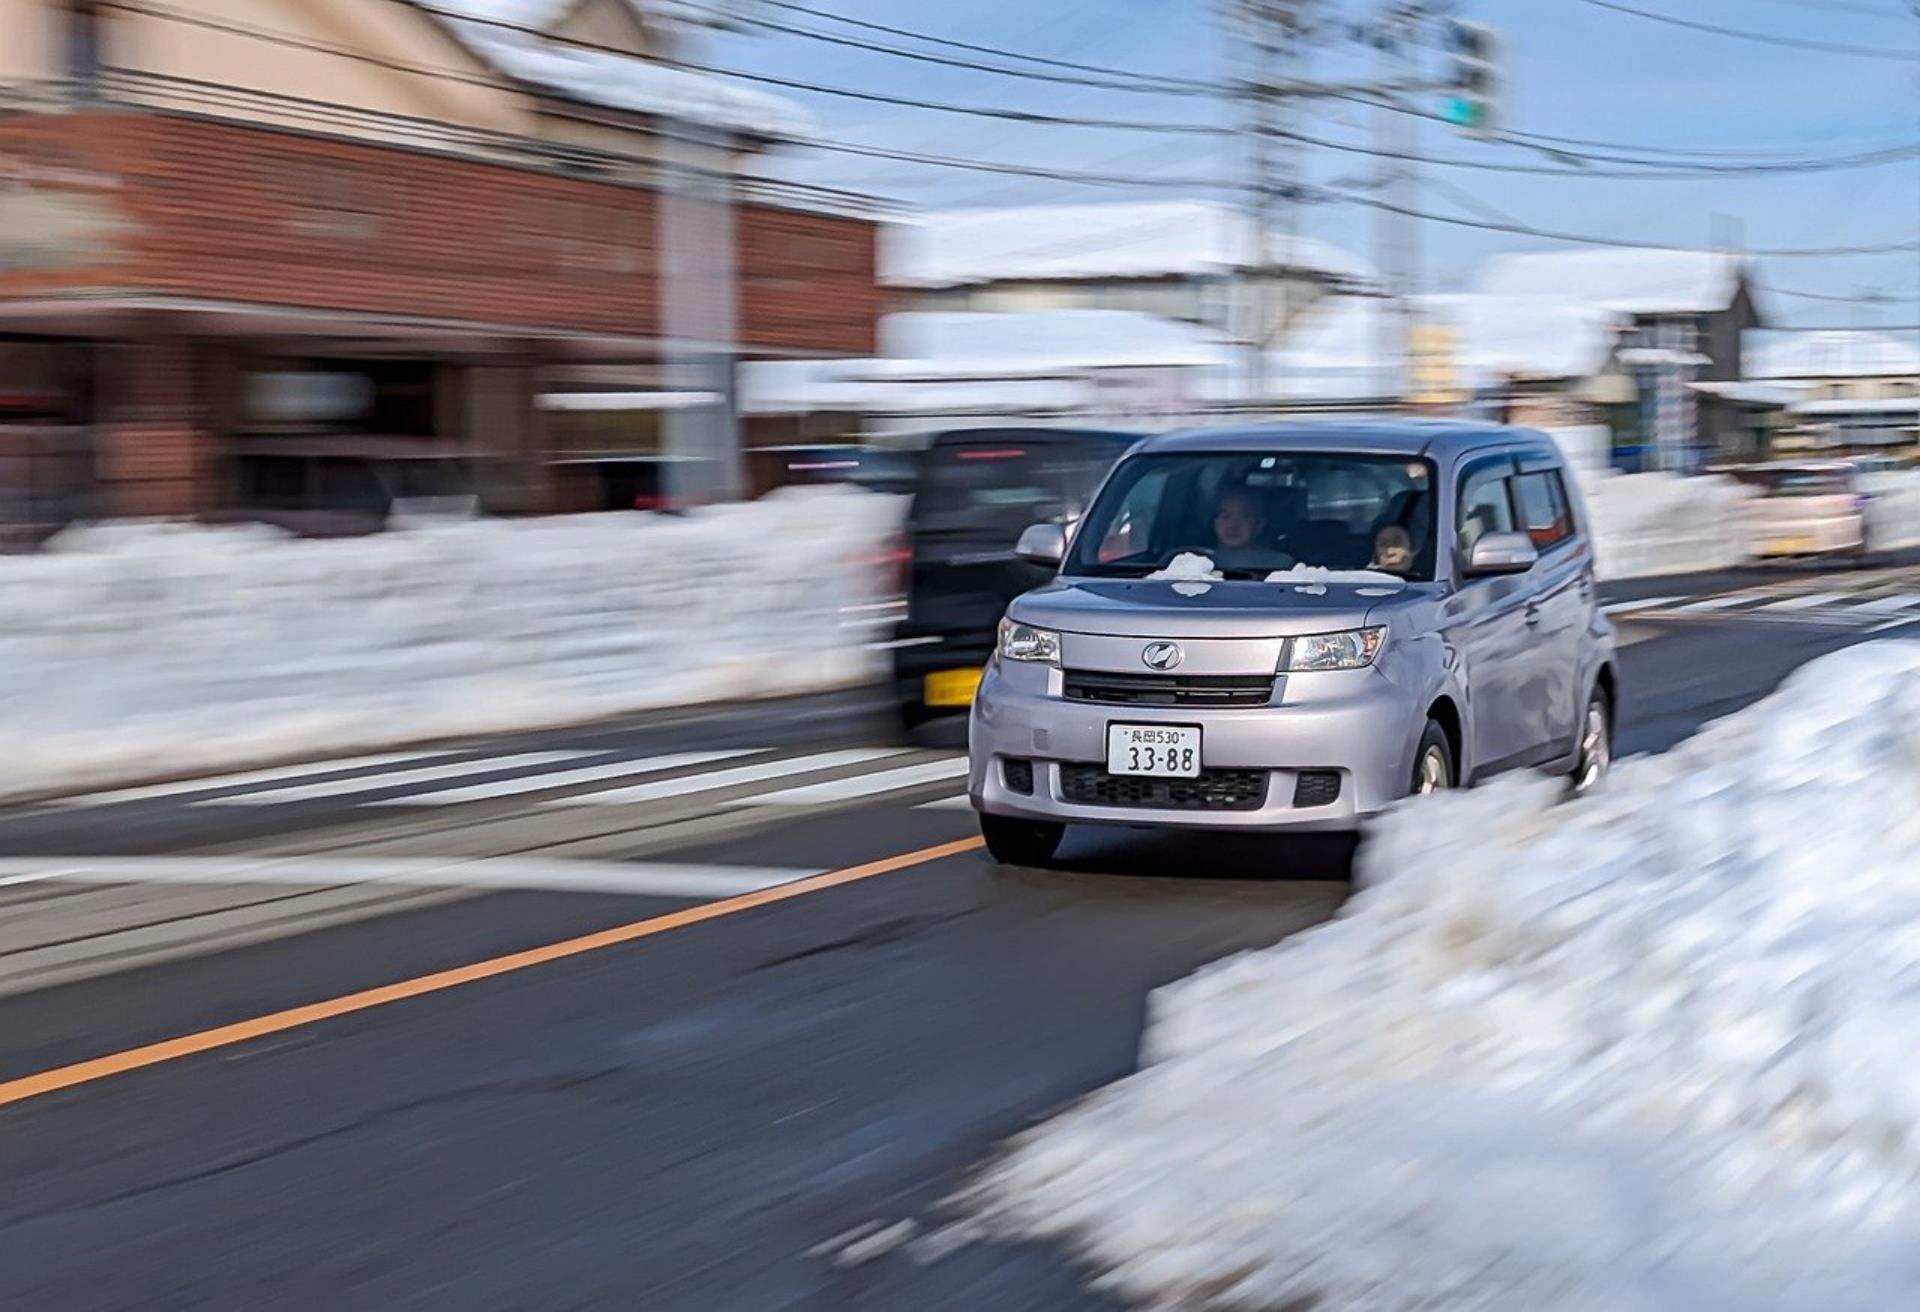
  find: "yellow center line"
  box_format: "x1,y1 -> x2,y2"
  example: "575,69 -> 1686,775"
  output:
0,836 -> 985,1110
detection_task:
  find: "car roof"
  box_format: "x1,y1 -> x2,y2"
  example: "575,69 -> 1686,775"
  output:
1132,419 -> 1552,461
927,426 -> 1138,449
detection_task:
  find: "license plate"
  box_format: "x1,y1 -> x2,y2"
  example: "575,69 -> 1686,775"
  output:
923,668 -> 983,707
1767,536 -> 1817,555
1107,724 -> 1201,778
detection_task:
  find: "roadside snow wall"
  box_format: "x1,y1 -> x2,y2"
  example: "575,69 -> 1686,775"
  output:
968,640 -> 1920,1312
1579,468 -> 1757,579
0,489 -> 901,801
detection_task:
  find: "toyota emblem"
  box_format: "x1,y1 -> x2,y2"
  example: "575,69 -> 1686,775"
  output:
1141,641 -> 1184,671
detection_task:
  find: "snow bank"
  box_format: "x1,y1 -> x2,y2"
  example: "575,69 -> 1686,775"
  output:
1580,469 -> 1757,579
968,641 -> 1920,1311
1864,471 -> 1920,552
0,490 -> 901,801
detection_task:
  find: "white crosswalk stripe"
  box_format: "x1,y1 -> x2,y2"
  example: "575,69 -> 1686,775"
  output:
0,855 -> 815,898
1856,592 -> 1920,614
1757,592 -> 1847,613
40,744 -> 973,817
1673,594 -> 1761,612
539,748 -> 909,807
1629,577 -> 1920,630
196,751 -> 593,807
44,749 -> 461,810
363,750 -> 754,807
738,757 -> 971,808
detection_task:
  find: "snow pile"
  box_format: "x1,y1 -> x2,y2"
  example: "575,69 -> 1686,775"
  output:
1580,469 -> 1758,579
1262,565 -> 1404,595
0,490 -> 900,801
1145,552 -> 1222,581
1863,471 -> 1920,552
969,641 -> 1920,1311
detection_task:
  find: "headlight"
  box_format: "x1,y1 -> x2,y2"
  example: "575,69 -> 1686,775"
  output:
1282,627 -> 1385,672
998,618 -> 1060,664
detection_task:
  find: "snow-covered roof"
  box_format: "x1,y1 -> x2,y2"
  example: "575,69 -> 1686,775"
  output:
1422,293 -> 1626,381
865,310 -> 1228,379
1259,293 -> 1625,399
738,310 -> 1229,414
1747,329 -> 1920,379
1790,396 -> 1920,416
738,360 -> 1089,416
884,201 -> 1376,290
1476,249 -> 1744,317
424,0 -> 813,139
1691,380 -> 1807,407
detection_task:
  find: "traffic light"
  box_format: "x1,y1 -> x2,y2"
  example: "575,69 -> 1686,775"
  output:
1443,20 -> 1499,137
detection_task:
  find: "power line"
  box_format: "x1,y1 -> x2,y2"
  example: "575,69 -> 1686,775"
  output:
675,0 -> 1215,96
753,0 -> 1216,89
1270,121 -> 1920,179
91,0 -> 1920,260
399,0 -> 1231,133
1319,181 -> 1920,256
1577,0 -> 1920,60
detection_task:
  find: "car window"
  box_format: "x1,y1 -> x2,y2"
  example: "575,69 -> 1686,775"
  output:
1065,451 -> 1438,581
916,444 -> 1062,534
1094,463 -> 1172,562
1456,462 -> 1516,556
1512,469 -> 1574,550
916,440 -> 1124,538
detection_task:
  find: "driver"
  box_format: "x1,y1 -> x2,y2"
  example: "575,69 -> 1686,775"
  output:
1211,487 -> 1273,570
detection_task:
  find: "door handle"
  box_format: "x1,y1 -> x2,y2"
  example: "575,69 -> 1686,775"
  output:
1524,602 -> 1543,626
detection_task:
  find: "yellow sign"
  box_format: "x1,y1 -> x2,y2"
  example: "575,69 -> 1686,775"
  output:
923,668 -> 984,707
1408,323 -> 1466,407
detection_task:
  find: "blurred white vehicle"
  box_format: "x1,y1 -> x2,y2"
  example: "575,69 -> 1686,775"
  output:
1739,461 -> 1866,559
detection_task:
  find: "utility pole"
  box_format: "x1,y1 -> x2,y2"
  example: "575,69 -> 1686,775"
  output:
1225,1 -> 1314,407
658,118 -> 742,508
1372,2 -> 1425,406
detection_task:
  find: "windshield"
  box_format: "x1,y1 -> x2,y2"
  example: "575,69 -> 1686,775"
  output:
1762,469 -> 1853,497
1065,451 -> 1438,581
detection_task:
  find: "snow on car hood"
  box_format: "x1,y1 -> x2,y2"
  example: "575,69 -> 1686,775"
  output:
965,639 -> 1920,1311
1007,574 -> 1418,638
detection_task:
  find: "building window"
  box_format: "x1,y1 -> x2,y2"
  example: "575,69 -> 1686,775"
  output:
67,2 -> 103,95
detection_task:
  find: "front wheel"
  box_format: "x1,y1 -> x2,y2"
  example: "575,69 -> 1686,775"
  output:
1411,720 -> 1455,796
980,813 -> 1065,867
1571,686 -> 1612,794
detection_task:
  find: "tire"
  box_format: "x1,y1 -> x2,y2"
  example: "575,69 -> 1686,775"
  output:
1571,685 -> 1613,794
980,813 -> 1065,867
1410,719 -> 1455,797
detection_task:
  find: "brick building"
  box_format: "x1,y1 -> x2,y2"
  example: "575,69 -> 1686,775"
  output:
0,0 -> 882,538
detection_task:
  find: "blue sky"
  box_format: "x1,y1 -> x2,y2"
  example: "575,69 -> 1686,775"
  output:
709,0 -> 1920,329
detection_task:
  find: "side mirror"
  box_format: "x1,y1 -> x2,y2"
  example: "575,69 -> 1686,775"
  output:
1463,530 -> 1539,577
1014,522 -> 1067,567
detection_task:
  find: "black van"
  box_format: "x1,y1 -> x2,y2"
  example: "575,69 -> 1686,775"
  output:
893,427 -> 1137,727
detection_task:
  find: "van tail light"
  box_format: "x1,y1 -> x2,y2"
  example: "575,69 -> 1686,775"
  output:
853,533 -> 912,593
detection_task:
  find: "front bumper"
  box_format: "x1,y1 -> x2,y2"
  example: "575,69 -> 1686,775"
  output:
968,659 -> 1421,833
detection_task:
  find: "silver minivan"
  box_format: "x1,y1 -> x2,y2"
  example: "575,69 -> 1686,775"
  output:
967,422 -> 1618,866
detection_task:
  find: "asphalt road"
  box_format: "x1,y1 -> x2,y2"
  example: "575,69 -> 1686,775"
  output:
1,563 -> 1917,1312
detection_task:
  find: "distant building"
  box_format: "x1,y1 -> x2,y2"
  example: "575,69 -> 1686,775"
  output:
0,0 -> 882,540
1475,249 -> 1762,469
884,201 -> 1375,382
741,309 -> 1228,436
1744,330 -> 1920,456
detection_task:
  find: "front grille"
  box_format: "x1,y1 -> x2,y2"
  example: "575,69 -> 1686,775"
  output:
1292,770 -> 1343,808
1059,764 -> 1268,812
1002,758 -> 1035,795
1061,670 -> 1275,708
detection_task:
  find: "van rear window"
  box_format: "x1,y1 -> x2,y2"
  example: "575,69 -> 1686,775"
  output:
916,442 -> 1114,535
